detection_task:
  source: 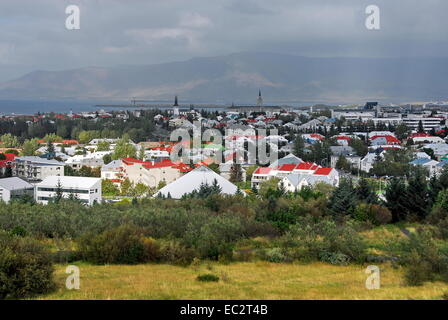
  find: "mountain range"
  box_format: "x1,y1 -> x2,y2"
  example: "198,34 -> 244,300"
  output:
0,52 -> 447,104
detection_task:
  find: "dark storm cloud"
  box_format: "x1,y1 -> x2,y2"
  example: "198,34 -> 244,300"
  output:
0,0 -> 447,81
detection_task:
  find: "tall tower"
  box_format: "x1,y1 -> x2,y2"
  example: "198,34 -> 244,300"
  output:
256,89 -> 263,110
173,95 -> 179,116
173,95 -> 179,107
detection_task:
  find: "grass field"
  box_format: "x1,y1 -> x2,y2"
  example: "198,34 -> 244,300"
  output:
40,262 -> 448,300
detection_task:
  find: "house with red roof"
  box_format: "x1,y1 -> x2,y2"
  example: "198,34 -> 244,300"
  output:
251,159 -> 339,190
120,157 -> 192,188
0,153 -> 17,176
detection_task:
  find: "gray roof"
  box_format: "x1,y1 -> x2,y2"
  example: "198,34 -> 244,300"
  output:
0,177 -> 33,191
269,153 -> 303,168
102,160 -> 122,171
330,146 -> 356,156
284,173 -> 331,187
15,156 -> 64,166
154,166 -> 242,199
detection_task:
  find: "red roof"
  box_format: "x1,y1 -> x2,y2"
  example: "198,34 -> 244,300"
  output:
296,162 -> 318,170
314,168 -> 333,176
310,134 -> 325,140
336,136 -> 351,140
0,153 -> 17,168
371,135 -> 401,144
122,157 -> 147,165
254,167 -> 272,175
409,133 -> 430,139
278,164 -> 296,172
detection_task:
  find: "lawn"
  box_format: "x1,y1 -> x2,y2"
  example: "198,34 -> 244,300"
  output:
40,262 -> 448,300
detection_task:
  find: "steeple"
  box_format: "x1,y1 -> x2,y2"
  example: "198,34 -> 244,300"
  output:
256,89 -> 263,108
173,95 -> 179,107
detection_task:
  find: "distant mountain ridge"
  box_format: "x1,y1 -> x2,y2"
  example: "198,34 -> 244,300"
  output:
0,52 -> 447,104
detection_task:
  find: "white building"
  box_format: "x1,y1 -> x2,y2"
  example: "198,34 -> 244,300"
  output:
402,116 -> 442,131
13,156 -> 64,182
0,177 -> 34,203
154,165 -> 242,199
35,176 -> 102,205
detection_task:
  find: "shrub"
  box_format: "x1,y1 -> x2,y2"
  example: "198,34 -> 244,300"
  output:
0,232 -> 55,299
389,230 -> 448,286
196,274 -> 219,282
285,218 -> 367,264
319,251 -> 350,265
264,248 -> 288,263
78,225 -> 157,264
185,215 -> 244,260
354,203 -> 392,225
158,240 -> 196,266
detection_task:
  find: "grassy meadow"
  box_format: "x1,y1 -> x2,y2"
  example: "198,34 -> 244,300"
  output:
40,262 -> 448,300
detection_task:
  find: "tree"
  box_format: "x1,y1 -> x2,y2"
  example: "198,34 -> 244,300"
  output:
54,179 -> 63,203
96,141 -> 110,152
112,136 -> 136,160
245,165 -> 258,182
43,133 -> 62,143
356,178 -> 378,204
293,135 -> 305,159
348,138 -> 368,157
417,120 -> 425,133
328,179 -> 358,219
230,163 -> 243,182
103,154 -> 112,165
395,123 -> 410,141
120,178 -> 133,196
0,133 -> 19,148
384,177 -> 408,222
138,147 -> 145,161
46,141 -> 55,159
404,167 -> 429,219
336,155 -> 351,172
102,179 -> 119,196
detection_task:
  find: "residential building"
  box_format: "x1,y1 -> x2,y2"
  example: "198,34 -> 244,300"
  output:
0,177 -> 34,203
101,160 -> 123,186
154,165 -> 242,199
402,116 -> 442,131
121,158 -> 191,188
35,176 -> 102,205
13,156 -> 64,182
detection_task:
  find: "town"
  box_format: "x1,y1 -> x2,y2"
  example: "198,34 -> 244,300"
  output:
1,94 -> 448,204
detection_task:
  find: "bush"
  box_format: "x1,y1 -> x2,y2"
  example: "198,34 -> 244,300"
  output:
285,218 -> 367,264
0,232 -> 55,299
264,248 -> 288,263
78,225 -> 158,264
354,203 -> 392,225
158,240 -> 196,266
389,230 -> 448,286
196,274 -> 219,282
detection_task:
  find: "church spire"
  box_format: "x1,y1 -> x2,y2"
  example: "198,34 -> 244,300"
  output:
259,89 -> 262,97
173,95 -> 179,107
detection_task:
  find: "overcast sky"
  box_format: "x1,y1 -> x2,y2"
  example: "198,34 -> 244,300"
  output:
0,0 -> 447,82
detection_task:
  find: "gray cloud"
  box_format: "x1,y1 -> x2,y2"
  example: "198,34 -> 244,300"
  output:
0,0 -> 447,81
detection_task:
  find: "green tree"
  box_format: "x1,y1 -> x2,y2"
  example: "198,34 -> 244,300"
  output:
0,133 -> 19,148
112,136 -> 136,160
328,179 -> 358,219
96,141 -> 110,151
293,135 -> 305,159
230,163 -> 243,183
336,155 -> 351,172
395,123 -> 410,141
102,179 -> 119,196
356,178 -> 378,204
384,178 -> 408,222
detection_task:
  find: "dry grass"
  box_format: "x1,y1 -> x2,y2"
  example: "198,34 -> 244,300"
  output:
40,262 -> 448,300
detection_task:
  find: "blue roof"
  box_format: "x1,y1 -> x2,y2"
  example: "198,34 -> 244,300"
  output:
437,160 -> 448,167
410,158 -> 432,165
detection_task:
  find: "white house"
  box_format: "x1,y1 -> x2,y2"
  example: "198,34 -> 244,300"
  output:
154,165 -> 242,199
0,177 -> 34,203
35,176 -> 102,205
